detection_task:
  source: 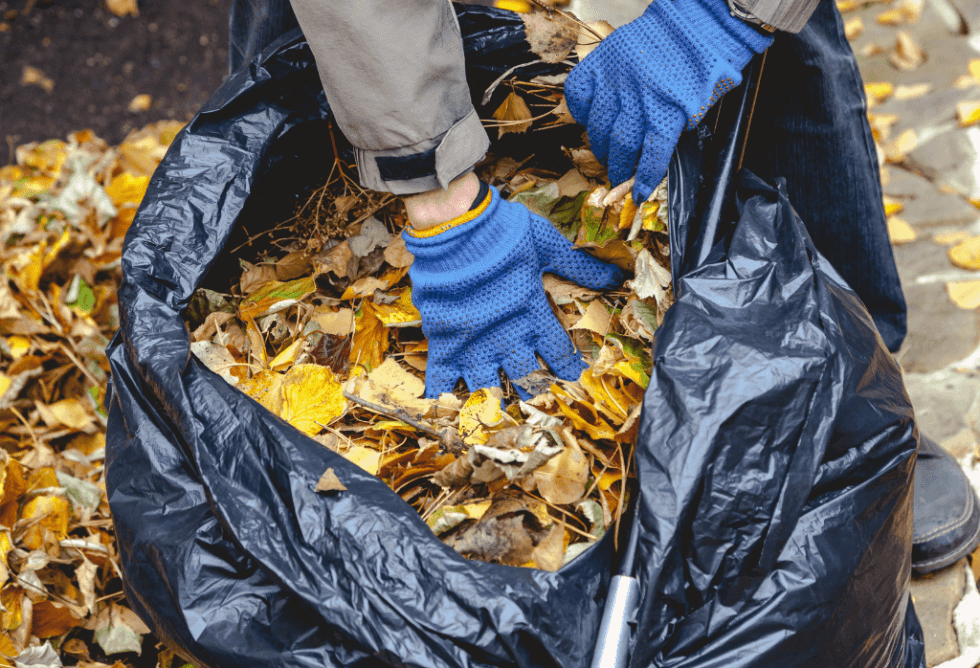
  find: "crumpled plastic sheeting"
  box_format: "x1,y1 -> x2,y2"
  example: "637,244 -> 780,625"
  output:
106,5 -> 926,667
629,139 -> 927,667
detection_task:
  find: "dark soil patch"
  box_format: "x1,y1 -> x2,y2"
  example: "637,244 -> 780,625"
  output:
0,0 -> 233,161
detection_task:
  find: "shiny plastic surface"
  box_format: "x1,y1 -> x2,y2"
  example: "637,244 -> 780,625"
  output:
106,7 -> 925,667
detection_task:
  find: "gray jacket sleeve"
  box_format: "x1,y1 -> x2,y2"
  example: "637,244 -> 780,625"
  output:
286,0 -> 489,195
731,0 -> 819,33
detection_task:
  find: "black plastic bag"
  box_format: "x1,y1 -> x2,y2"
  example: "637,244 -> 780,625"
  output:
106,7 -> 925,667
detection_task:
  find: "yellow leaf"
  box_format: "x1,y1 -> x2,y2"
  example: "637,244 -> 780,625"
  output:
934,231 -> 973,246
947,281 -> 980,310
459,388 -> 505,445
884,129 -> 917,163
269,339 -> 304,371
36,398 -> 94,432
887,216 -> 917,245
496,0 -> 530,11
350,301 -> 388,370
244,315 -> 268,369
0,374 -> 9,401
6,336 -> 30,360
837,0 -> 857,12
949,236 -> 980,270
237,370 -> 284,414
1,588 -> 22,630
127,93 -> 152,113
844,16 -> 863,39
314,307 -> 355,336
864,82 -> 893,107
552,386 -> 618,441
21,495 -> 72,546
531,525 -> 566,572
278,364 -> 346,436
493,92 -> 533,138
957,100 -> 980,127
0,631 -> 17,657
572,300 -> 614,337
374,287 -> 422,328
344,446 -> 381,475
894,83 -> 931,100
575,20 -> 615,61
578,369 -> 631,424
105,0 -> 138,17
534,439 -> 588,505
882,196 -> 904,216
18,139 -> 67,175
618,193 -> 638,230
460,500 -> 492,520
105,172 -> 150,208
239,276 -> 317,320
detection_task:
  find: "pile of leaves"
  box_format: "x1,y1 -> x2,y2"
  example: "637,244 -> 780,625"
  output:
0,124 -> 191,667
188,8 -> 674,572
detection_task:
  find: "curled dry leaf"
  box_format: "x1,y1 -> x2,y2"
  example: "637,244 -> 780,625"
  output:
889,31 -> 926,71
492,92 -> 533,138
521,11 -> 580,64
315,468 -> 348,493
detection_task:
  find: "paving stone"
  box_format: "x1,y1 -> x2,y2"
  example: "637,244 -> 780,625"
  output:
903,369 -> 980,441
886,168 -> 979,229
943,427 -> 979,460
907,128 -> 980,200
912,559 -> 966,666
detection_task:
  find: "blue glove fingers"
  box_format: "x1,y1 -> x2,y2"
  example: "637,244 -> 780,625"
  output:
531,215 -> 624,290
536,310 -> 587,383
501,347 -> 542,401
463,364 -> 503,395
584,86 -> 621,167
605,94 -> 645,188
564,60 -> 598,129
632,114 -> 685,204
424,362 -> 461,399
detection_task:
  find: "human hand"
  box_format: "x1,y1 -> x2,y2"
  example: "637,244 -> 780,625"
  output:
402,186 -> 623,399
564,0 -> 772,203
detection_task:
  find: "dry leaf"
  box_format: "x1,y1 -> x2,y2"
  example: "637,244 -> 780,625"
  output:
949,236 -> 980,270
947,281 -> 980,309
459,388 -> 505,445
383,235 -> 414,268
105,0 -> 138,17
882,196 -> 904,216
315,468 -> 347,493
127,94 -> 151,113
21,66 -> 54,93
572,299 -> 614,336
534,437 -> 588,505
893,83 -> 931,100
887,217 -> 917,245
934,231 -> 973,246
844,16 -> 863,40
884,129 -> 917,163
889,32 -> 926,71
315,308 -> 355,336
493,92 -> 533,138
343,446 -> 381,475
957,101 -> 980,127
521,12 -> 579,63
277,364 -> 346,436
864,82 -> 894,107
531,525 -> 566,571
575,20 -> 615,61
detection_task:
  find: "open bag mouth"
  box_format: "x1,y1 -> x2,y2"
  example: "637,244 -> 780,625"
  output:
105,6 -> 925,668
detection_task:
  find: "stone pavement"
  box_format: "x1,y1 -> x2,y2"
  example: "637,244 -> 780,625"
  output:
572,0 -> 980,664
849,0 -> 980,664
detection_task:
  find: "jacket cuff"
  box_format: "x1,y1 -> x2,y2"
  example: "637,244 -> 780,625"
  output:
353,110 -> 490,195
730,0 -> 819,33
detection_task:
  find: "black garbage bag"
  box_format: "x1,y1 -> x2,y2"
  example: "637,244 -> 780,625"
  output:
105,6 -> 925,667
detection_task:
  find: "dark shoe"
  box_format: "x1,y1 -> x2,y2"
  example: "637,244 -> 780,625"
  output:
912,435 -> 980,575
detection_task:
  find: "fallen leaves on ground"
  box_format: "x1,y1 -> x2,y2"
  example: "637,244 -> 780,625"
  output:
0,122 -> 185,666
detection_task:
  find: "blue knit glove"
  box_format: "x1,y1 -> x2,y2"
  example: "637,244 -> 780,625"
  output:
402,186 -> 623,399
564,0 -> 772,203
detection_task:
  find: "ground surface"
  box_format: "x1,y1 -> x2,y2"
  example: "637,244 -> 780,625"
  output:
0,0 -> 232,155
5,0 -> 980,666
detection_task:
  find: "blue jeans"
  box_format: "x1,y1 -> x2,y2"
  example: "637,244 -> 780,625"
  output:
228,0 -> 298,74
227,0 -> 908,351
742,0 -> 907,351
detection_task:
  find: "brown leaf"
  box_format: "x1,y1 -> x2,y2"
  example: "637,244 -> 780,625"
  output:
21,66 -> 54,93
531,525 -> 566,571
575,20 -> 615,61
493,93 -> 533,138
32,600 -> 82,638
432,455 -> 474,488
533,437 -> 589,505
105,0 -> 138,16
383,235 -> 415,268
315,468 -> 347,493
521,11 -> 579,63
274,250 -> 313,281
313,240 -> 354,279
239,261 -> 279,295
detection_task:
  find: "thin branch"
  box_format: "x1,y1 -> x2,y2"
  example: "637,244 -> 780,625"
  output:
342,390 -> 463,455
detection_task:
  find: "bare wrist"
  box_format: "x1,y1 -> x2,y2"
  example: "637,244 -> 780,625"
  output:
403,172 -> 480,230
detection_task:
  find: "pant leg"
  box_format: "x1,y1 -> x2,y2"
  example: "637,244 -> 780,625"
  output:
741,0 -> 908,352
228,0 -> 300,74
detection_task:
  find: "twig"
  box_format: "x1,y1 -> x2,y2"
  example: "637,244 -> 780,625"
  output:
9,406 -> 40,449
526,0 -> 605,40
342,390 -> 463,455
